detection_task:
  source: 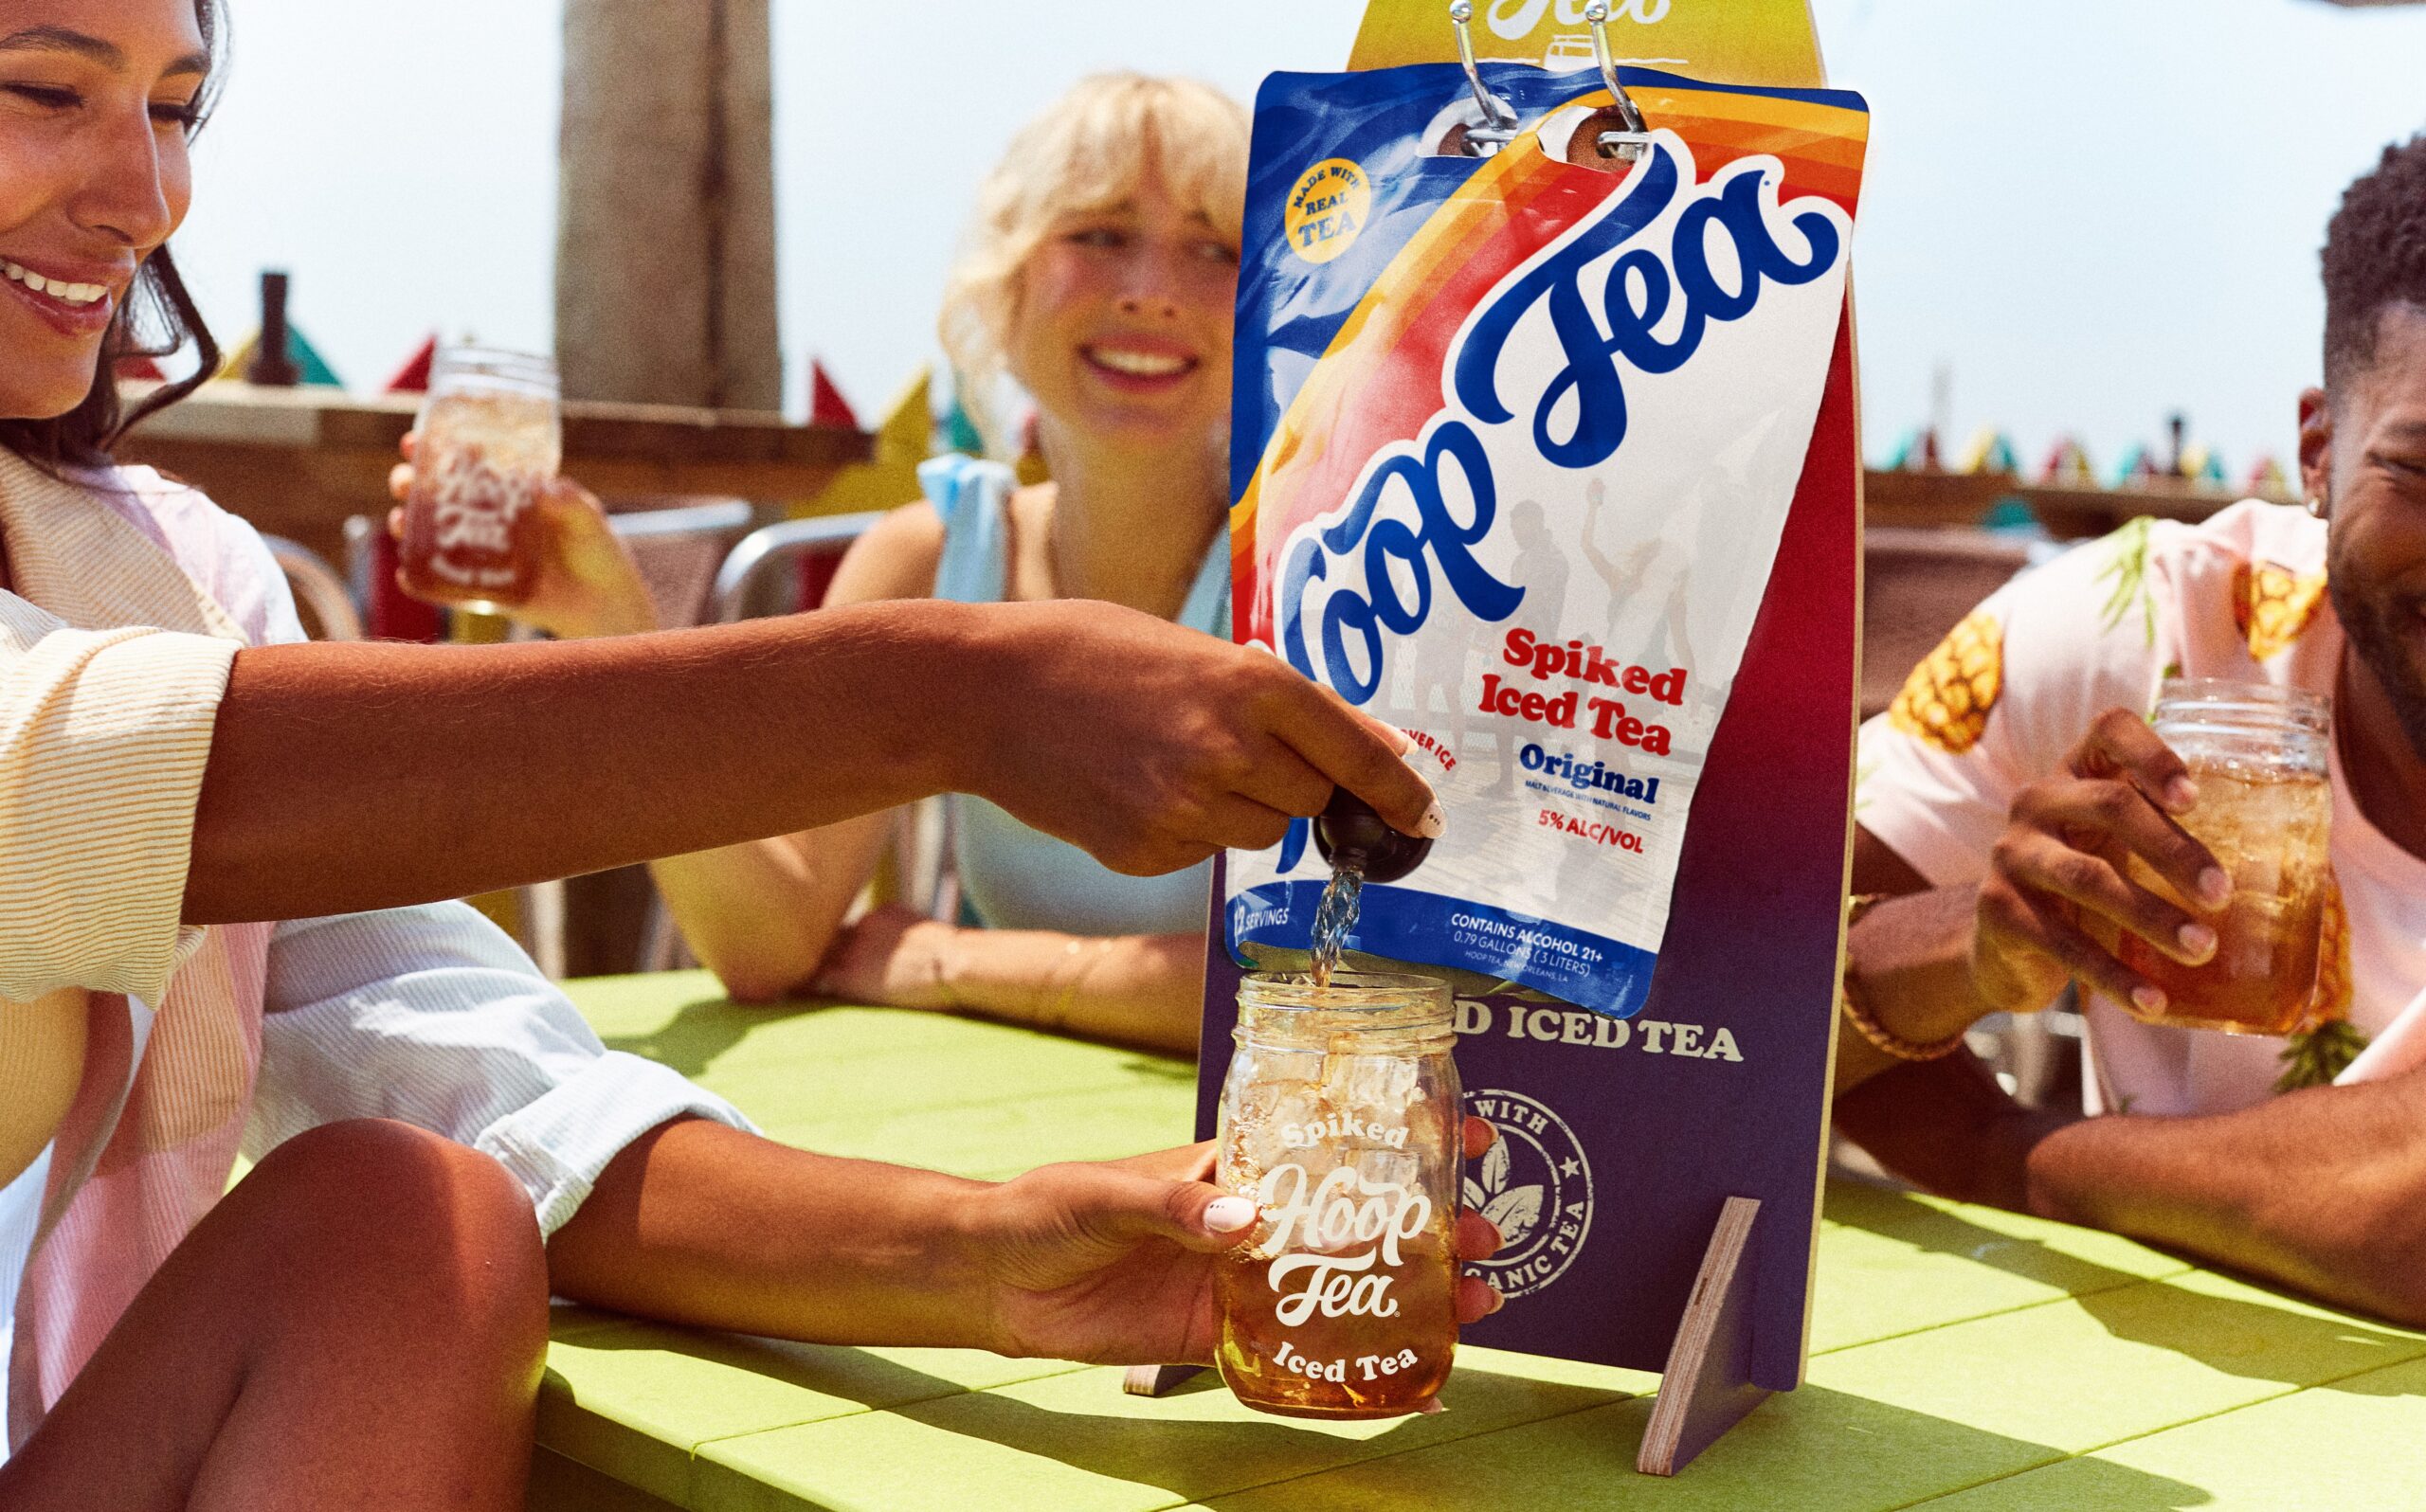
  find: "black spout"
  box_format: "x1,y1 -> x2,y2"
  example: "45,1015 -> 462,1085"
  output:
1313,788 -> 1432,884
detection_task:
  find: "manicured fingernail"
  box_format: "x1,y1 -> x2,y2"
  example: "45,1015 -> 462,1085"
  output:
1487,1287 -> 1507,1315
2132,985 -> 2167,1016
2164,778 -> 2199,812
1204,1197 -> 1257,1233
2198,867 -> 2232,907
2177,923 -> 2217,961
1416,802 -> 1447,840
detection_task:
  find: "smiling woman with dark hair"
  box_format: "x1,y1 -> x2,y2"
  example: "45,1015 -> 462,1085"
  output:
0,0 -> 220,474
0,2 -> 1488,1505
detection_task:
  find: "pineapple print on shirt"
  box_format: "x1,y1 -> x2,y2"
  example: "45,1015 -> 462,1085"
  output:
2095,516 -> 2159,648
2233,561 -> 2329,661
1889,610 -> 2002,754
1859,500 -> 2410,1115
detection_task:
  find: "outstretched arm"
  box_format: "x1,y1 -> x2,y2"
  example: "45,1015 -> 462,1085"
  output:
639,503 -> 941,1003
545,1116 -> 1508,1363
2022,1073 -> 2426,1324
811,908 -> 1207,1053
187,597 -> 1439,925
1839,1045 -> 2426,1326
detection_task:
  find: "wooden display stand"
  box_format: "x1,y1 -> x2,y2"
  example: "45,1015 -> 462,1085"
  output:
1636,1196 -> 1765,1475
1142,0 -> 1860,1481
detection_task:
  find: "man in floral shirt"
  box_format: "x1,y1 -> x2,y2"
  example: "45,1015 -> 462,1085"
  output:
1836,135 -> 2426,1327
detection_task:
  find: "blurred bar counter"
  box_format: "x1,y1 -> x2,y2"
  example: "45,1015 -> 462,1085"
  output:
1862,465 -> 2293,538
117,383 -> 2287,568
117,381 -> 874,567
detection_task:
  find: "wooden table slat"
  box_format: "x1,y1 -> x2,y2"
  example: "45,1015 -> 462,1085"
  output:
542,972 -> 2425,1512
1910,1351 -> 2426,1511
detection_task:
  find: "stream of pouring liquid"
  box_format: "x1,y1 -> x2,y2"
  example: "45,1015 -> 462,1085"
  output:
1308,863 -> 1365,989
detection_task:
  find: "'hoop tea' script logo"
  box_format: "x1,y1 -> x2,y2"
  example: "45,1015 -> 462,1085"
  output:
428,448 -> 538,557
1276,133 -> 1850,706
1485,0 -> 1671,38
1258,1161 -> 1434,1326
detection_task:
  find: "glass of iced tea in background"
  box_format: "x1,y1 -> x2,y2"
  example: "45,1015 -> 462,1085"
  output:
400,346 -> 561,612
2116,679 -> 2330,1035
1214,971 -> 1463,1419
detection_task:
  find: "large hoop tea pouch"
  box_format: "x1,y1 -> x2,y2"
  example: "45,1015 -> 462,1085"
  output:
1224,63 -> 1869,1016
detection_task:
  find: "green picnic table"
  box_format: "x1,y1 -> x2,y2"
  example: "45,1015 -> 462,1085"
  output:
533,971 -> 2426,1511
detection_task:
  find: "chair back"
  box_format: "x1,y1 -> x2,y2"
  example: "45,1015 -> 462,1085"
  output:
607,499 -> 760,629
711,512 -> 890,621
261,535 -> 365,640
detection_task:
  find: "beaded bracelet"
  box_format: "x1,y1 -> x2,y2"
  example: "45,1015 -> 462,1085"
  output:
1839,893 -> 1966,1062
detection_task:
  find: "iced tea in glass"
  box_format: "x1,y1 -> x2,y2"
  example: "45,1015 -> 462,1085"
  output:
2115,679 -> 2330,1035
1214,970 -> 1462,1419
400,346 -> 561,612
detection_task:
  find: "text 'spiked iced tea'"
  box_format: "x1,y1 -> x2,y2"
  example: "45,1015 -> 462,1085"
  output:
2116,680 -> 2332,1035
400,348 -> 561,613
1215,972 -> 1461,1418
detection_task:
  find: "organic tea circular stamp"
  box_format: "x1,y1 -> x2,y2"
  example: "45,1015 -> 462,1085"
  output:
1462,1088 -> 1593,1299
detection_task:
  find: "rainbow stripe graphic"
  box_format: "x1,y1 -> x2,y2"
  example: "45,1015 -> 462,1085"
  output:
1232,78 -> 1869,653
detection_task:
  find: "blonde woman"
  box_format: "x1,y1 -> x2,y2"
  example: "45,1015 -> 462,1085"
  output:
432,75 -> 1269,1052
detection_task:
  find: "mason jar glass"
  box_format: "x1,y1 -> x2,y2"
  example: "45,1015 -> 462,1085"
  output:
1213,970 -> 1462,1418
2116,678 -> 2331,1035
400,345 -> 563,613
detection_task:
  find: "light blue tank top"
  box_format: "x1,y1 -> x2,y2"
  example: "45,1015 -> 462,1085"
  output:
921,454 -> 1231,936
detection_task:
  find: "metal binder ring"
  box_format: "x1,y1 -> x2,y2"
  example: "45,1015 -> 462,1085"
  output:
1447,1 -> 1520,157
1584,1 -> 1653,161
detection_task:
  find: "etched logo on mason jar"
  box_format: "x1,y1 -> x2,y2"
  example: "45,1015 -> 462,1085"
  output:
1258,1155 -> 1435,1325
1215,971 -> 1463,1419
400,346 -> 561,610
427,448 -> 540,559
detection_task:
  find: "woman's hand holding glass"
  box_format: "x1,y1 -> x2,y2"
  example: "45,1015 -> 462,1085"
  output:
969,1121 -> 1507,1364
389,431 -> 661,639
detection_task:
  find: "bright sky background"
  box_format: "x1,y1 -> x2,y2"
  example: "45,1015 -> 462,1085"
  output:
172,0 -> 2426,477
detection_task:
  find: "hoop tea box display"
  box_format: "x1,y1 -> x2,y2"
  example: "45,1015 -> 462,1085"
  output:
1178,25 -> 1870,1468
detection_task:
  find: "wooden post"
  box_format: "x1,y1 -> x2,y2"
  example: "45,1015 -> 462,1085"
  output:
557,0 -> 780,412
555,0 -> 782,973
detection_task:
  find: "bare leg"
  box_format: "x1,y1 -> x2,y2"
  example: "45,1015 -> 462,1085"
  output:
0,1119 -> 550,1512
